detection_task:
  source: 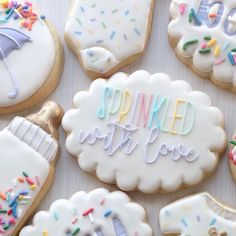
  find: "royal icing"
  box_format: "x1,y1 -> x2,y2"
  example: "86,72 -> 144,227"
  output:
0,0 -> 56,107
62,70 -> 226,193
168,0 -> 236,85
64,0 -> 154,75
19,188 -> 152,236
0,116 -> 58,235
159,193 -> 236,236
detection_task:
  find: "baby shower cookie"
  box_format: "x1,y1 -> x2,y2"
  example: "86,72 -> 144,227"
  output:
228,131 -> 236,182
62,70 -> 226,193
0,0 -> 64,114
0,101 -> 63,235
159,192 -> 236,236
168,0 -> 236,92
19,188 -> 152,236
64,0 -> 155,79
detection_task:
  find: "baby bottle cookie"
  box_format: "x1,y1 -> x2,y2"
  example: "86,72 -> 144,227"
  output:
0,101 -> 63,235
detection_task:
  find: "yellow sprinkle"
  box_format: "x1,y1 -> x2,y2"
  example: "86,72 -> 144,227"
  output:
42,230 -> 48,236
214,45 -> 221,57
207,38 -> 217,47
18,195 -> 24,201
30,184 -> 36,190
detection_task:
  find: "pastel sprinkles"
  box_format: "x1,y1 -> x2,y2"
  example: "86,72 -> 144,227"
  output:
0,171 -> 40,234
0,0 -> 45,30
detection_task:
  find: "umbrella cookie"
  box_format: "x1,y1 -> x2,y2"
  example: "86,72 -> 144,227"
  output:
64,0 -> 155,79
19,188 -> 152,236
159,192 -> 236,236
168,0 -> 236,93
0,0 -> 64,114
62,70 -> 226,193
0,101 -> 63,235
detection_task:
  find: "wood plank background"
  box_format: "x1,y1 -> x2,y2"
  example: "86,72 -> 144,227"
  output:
1,0 -> 235,235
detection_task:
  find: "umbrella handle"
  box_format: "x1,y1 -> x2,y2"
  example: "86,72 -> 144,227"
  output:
3,58 -> 19,99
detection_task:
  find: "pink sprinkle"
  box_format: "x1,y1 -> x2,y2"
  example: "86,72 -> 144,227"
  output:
0,228 -> 4,233
201,42 -> 207,49
35,176 -> 40,186
72,217 -> 78,224
6,188 -> 13,193
100,198 -> 105,206
24,2 -> 32,6
215,58 -> 225,65
179,4 -> 185,14
26,177 -> 34,185
233,55 -> 236,64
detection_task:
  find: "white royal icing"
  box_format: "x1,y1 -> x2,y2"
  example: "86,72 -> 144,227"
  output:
65,0 -> 153,74
0,0 -> 56,107
0,117 -> 58,235
168,0 -> 236,84
62,70 -> 226,193
159,193 -> 236,236
19,188 -> 152,236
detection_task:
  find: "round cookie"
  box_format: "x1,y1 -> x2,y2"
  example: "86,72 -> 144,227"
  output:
64,0 -> 155,79
159,192 -> 236,236
0,0 -> 64,114
0,101 -> 63,235
19,188 -> 152,236
168,0 -> 236,92
228,133 -> 236,182
62,70 -> 226,194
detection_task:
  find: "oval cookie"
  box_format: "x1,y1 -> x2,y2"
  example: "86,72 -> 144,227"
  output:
62,70 -> 226,193
0,0 -> 64,114
64,0 -> 155,79
19,188 -> 152,236
168,0 -> 236,92
0,101 -> 63,235
159,192 -> 236,235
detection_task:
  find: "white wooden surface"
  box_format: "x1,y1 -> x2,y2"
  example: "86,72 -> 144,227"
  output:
1,0 -> 236,235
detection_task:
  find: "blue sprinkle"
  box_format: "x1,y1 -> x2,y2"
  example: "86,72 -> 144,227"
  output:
125,10 -> 130,15
100,10 -> 105,14
190,8 -> 202,26
134,28 -> 141,36
96,39 -> 103,44
197,215 -> 201,222
75,31 -> 82,35
165,210 -> 170,216
124,34 -> 127,40
228,53 -> 235,65
80,6 -> 85,12
104,210 -> 112,217
110,31 -> 116,39
181,218 -> 188,228
210,218 -> 217,226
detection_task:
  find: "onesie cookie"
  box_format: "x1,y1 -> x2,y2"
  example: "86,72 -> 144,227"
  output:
228,132 -> 236,182
0,101 -> 63,235
19,188 -> 152,236
159,192 -> 236,236
62,70 -> 226,193
64,0 -> 155,79
0,0 -> 64,114
168,0 -> 236,92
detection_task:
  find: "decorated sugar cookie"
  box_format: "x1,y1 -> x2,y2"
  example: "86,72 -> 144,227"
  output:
62,70 -> 226,193
0,101 -> 63,235
64,0 -> 155,79
19,188 -> 152,236
159,193 -> 236,236
0,0 -> 64,114
228,132 -> 236,183
168,0 -> 236,92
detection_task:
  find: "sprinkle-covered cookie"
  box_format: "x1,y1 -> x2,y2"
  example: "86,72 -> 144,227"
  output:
168,0 -> 236,92
62,70 -> 226,193
0,101 -> 63,235
19,188 -> 152,236
64,0 -> 155,79
0,0 -> 64,114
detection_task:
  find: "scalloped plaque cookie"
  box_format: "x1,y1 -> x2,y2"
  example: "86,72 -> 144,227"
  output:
19,188 -> 152,236
62,70 -> 226,193
168,0 -> 236,92
64,0 -> 155,79
228,131 -> 236,183
0,101 -> 63,235
0,0 -> 64,114
159,193 -> 236,236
